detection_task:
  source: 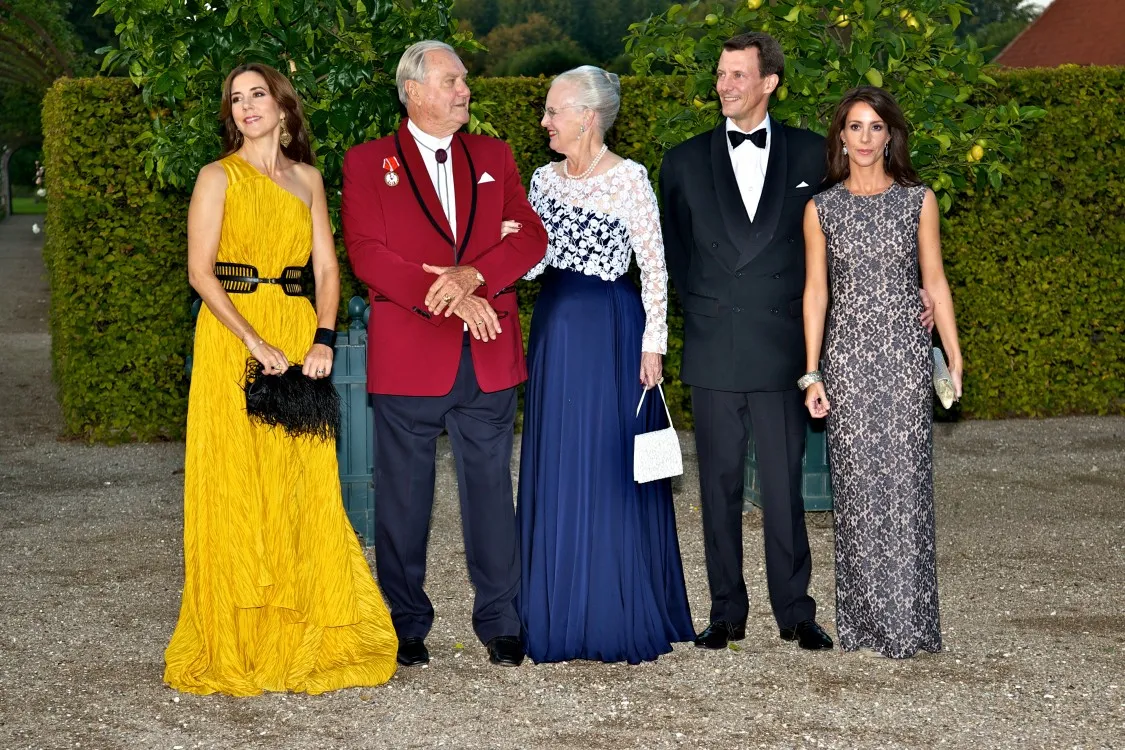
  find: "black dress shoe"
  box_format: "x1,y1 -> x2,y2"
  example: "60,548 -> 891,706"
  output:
486,636 -> 525,666
396,637 -> 430,666
779,620 -> 834,650
693,621 -> 747,649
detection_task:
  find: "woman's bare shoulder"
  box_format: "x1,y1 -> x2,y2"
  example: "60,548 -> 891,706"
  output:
288,160 -> 322,190
194,160 -> 229,195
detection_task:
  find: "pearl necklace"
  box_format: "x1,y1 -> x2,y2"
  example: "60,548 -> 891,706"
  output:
564,144 -> 608,180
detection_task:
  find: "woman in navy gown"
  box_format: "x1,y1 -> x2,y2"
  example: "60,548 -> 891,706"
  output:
513,66 -> 694,664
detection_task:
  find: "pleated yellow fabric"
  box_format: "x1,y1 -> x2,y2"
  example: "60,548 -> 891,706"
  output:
164,154 -> 397,696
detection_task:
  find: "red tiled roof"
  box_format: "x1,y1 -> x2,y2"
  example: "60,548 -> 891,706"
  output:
994,0 -> 1125,67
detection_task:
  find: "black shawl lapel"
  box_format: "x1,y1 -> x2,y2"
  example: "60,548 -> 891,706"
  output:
736,116 -> 788,269
394,120 -> 456,254
452,134 -> 478,263
710,122 -> 754,262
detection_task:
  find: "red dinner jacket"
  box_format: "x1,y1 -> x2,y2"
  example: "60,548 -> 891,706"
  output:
342,119 -> 547,396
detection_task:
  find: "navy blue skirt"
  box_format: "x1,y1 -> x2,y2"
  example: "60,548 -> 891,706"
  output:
517,268 -> 694,664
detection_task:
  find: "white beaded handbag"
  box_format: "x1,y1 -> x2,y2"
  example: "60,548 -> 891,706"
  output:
932,347 -> 957,409
633,384 -> 684,484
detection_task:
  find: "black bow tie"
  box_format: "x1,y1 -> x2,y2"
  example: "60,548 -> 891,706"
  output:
728,128 -> 767,149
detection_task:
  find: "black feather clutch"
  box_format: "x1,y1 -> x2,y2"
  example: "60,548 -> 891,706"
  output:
242,359 -> 340,442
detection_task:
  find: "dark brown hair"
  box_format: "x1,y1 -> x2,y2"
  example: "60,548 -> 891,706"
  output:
825,86 -> 921,187
723,32 -> 785,86
219,63 -> 315,166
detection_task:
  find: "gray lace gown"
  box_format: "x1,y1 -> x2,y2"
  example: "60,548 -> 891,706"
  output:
813,181 -> 941,658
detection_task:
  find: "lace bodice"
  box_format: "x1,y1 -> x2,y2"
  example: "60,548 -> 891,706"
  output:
525,159 -> 669,354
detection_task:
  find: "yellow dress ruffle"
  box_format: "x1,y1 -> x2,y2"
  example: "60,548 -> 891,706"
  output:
164,154 -> 397,696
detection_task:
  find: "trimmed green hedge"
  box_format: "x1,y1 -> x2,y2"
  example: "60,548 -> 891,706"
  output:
42,69 -> 1124,440
42,78 -> 190,441
943,67 -> 1125,417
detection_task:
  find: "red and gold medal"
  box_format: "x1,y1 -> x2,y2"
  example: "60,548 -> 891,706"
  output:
382,156 -> 401,187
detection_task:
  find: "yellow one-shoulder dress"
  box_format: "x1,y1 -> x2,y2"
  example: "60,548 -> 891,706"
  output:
164,154 -> 398,696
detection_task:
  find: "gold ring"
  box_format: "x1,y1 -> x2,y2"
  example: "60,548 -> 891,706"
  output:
442,294 -> 453,303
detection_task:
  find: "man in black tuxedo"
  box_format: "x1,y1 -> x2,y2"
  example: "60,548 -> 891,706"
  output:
659,31 -> 834,651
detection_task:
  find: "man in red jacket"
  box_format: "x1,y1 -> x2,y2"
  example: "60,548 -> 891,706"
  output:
342,40 -> 547,669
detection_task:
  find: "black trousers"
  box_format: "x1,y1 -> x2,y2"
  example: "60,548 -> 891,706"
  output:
372,336 -> 521,644
691,386 -> 817,629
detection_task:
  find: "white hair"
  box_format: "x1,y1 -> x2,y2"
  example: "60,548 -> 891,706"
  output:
396,40 -> 460,106
552,65 -> 622,137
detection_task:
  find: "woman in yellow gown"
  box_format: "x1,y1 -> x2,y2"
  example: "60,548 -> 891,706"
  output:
164,63 -> 397,696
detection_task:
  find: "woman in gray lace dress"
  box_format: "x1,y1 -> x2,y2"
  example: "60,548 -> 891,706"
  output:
800,87 -> 963,658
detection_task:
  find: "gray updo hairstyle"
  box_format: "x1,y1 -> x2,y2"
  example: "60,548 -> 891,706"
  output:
552,65 -> 621,137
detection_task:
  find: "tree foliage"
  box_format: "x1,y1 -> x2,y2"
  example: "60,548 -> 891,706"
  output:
66,0 -> 117,63
492,37 -> 590,76
574,0 -> 671,62
957,0 -> 1036,29
626,0 -> 1046,213
0,0 -> 85,84
0,81 -> 40,144
95,0 -> 483,191
456,0 -> 502,35
473,12 -> 573,74
1,0 -> 90,214
955,0 -> 1040,60
968,17 -> 1029,60
459,0 -> 671,67
0,0 -> 88,145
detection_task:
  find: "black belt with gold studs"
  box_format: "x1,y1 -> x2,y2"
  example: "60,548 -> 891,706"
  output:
214,262 -> 304,295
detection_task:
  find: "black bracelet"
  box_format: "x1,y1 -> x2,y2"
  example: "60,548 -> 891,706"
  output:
313,327 -> 337,348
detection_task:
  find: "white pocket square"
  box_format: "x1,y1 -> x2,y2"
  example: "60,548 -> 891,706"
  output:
795,180 -> 810,188
478,172 -> 496,184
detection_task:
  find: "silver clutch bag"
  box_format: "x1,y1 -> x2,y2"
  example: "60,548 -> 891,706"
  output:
932,347 -> 957,409
633,384 -> 684,484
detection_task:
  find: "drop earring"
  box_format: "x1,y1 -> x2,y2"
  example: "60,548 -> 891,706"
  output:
842,144 -> 848,156
279,117 -> 293,148
884,141 -> 890,158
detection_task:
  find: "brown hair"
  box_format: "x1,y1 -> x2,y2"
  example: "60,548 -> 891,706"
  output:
723,32 -> 785,86
219,63 -> 315,166
825,86 -> 921,187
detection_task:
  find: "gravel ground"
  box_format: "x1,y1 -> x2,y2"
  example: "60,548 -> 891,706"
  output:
1,213 -> 1122,749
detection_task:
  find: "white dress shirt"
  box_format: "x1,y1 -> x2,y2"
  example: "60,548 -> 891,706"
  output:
725,115 -> 771,222
407,119 -> 457,238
